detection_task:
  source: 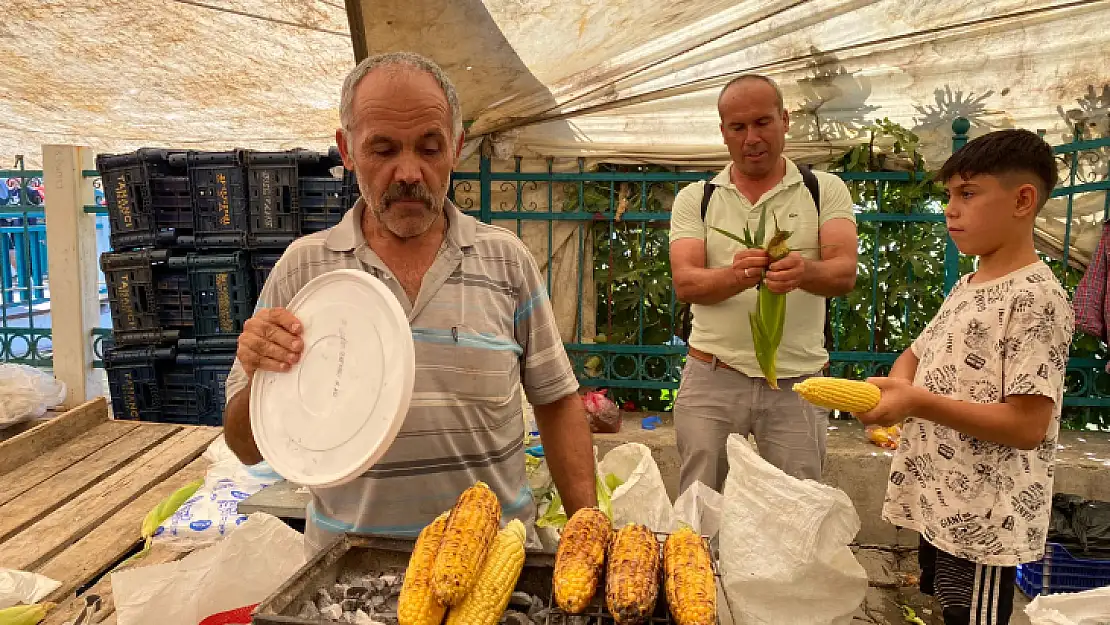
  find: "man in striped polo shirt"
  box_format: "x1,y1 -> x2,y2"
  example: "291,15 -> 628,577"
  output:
223,52 -> 597,554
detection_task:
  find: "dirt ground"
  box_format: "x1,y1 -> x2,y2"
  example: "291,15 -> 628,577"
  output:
852,546 -> 1032,625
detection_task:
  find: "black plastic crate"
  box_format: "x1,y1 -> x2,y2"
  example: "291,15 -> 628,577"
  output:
299,175 -> 346,234
102,250 -> 254,346
97,148 -> 192,250
184,151 -> 252,249
101,249 -> 192,346
250,252 -> 283,293
1018,542 -> 1110,596
188,252 -> 255,340
244,150 -> 304,248
105,346 -> 234,426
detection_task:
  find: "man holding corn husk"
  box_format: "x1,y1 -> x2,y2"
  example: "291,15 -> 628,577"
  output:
222,52 -> 597,554
669,75 -> 859,492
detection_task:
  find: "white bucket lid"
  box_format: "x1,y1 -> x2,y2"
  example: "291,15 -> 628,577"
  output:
250,269 -> 415,487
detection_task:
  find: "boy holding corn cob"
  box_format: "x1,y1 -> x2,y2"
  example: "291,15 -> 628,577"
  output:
669,74 -> 859,492
854,129 -> 1074,625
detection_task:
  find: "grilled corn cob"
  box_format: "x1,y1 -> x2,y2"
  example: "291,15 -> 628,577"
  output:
553,507 -> 612,613
398,512 -> 449,625
605,524 -> 661,624
0,602 -> 55,625
794,377 -> 882,413
444,520 -> 527,625
432,482 -> 503,606
663,527 -> 716,625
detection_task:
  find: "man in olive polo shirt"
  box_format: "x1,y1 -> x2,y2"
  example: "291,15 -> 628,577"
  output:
669,74 -> 859,492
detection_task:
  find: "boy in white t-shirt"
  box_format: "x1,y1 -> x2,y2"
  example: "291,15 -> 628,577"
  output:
854,129 -> 1074,625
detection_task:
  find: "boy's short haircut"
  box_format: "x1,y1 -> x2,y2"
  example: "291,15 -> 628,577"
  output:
938,129 -> 1059,210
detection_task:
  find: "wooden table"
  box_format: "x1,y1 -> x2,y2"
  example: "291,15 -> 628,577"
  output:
0,397 -> 221,625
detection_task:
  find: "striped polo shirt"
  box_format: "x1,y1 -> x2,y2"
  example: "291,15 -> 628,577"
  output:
224,198 -> 579,553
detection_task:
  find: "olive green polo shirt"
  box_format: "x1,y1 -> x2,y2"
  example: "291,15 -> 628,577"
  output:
669,158 -> 856,378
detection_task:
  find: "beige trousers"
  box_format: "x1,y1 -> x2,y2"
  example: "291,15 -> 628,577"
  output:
674,357 -> 829,494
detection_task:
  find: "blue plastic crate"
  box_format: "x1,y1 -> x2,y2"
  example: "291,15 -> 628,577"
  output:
1017,542 -> 1110,596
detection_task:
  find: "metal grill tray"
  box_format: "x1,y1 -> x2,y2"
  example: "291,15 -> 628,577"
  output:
252,532 -> 733,625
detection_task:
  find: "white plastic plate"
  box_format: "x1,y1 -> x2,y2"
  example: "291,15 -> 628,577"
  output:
250,269 -> 415,487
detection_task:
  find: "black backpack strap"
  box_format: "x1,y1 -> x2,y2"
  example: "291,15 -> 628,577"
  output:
798,165 -> 838,362
700,181 -> 718,222
799,164 -> 821,214
679,182 -> 718,343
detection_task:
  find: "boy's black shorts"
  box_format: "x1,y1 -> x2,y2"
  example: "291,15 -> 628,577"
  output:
918,535 -> 1017,625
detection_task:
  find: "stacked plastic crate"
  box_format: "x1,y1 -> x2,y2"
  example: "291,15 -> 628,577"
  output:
98,147 -> 357,425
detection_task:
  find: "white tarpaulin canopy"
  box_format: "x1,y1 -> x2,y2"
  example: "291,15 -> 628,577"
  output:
3,0 -> 1109,261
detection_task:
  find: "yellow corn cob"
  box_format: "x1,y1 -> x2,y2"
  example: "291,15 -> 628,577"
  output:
663,527 -> 716,625
432,482 -> 503,607
553,507 -> 612,614
794,377 -> 882,413
398,512 -> 449,625
605,524 -> 661,625
0,602 -> 55,625
444,520 -> 527,625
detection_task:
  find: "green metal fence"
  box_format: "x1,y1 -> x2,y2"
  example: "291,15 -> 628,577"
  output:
447,119 -> 1110,422
0,158 -> 52,367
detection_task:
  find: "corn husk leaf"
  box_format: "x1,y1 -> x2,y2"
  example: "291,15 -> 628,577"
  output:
113,477 -> 204,570
711,205 -> 793,389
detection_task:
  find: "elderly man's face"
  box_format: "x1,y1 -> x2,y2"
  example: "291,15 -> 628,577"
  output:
719,80 -> 788,180
337,68 -> 460,239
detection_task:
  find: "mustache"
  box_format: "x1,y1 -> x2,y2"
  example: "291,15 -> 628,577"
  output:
381,182 -> 434,208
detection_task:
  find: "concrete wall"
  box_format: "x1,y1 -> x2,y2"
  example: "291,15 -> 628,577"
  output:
595,415 -> 1110,546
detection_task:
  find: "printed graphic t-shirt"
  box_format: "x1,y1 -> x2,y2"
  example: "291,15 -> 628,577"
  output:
882,261 -> 1074,566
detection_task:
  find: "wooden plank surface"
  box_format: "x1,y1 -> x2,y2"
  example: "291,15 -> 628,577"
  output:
0,426 -> 220,571
237,478 -> 309,520
37,456 -> 211,605
42,544 -> 190,625
0,421 -> 140,506
0,423 -> 179,542
0,397 -> 108,476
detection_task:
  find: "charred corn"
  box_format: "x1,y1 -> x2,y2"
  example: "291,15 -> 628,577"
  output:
605,524 -> 661,625
553,507 -> 612,614
445,520 -> 527,625
663,527 -> 716,625
432,482 -> 503,606
0,602 -> 55,625
794,377 -> 882,413
398,512 -> 449,625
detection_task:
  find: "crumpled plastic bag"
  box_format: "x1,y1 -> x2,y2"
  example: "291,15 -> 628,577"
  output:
583,389 -> 621,434
0,568 -> 60,609
1025,586 -> 1110,625
112,513 -> 307,625
0,364 -> 66,427
153,454 -> 282,551
719,435 -> 867,625
598,443 -> 676,533
673,481 -> 723,540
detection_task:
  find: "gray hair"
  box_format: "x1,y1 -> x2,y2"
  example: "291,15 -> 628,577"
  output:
339,51 -> 464,144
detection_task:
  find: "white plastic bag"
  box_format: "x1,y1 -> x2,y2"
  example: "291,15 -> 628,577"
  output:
1025,586 -> 1110,625
673,481 -> 723,539
112,513 -> 307,625
598,443 -> 677,533
719,435 -> 867,625
0,364 -> 66,427
153,454 -> 282,551
0,569 -> 60,609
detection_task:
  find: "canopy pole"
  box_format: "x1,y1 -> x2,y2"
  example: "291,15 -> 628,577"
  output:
344,0 -> 368,62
